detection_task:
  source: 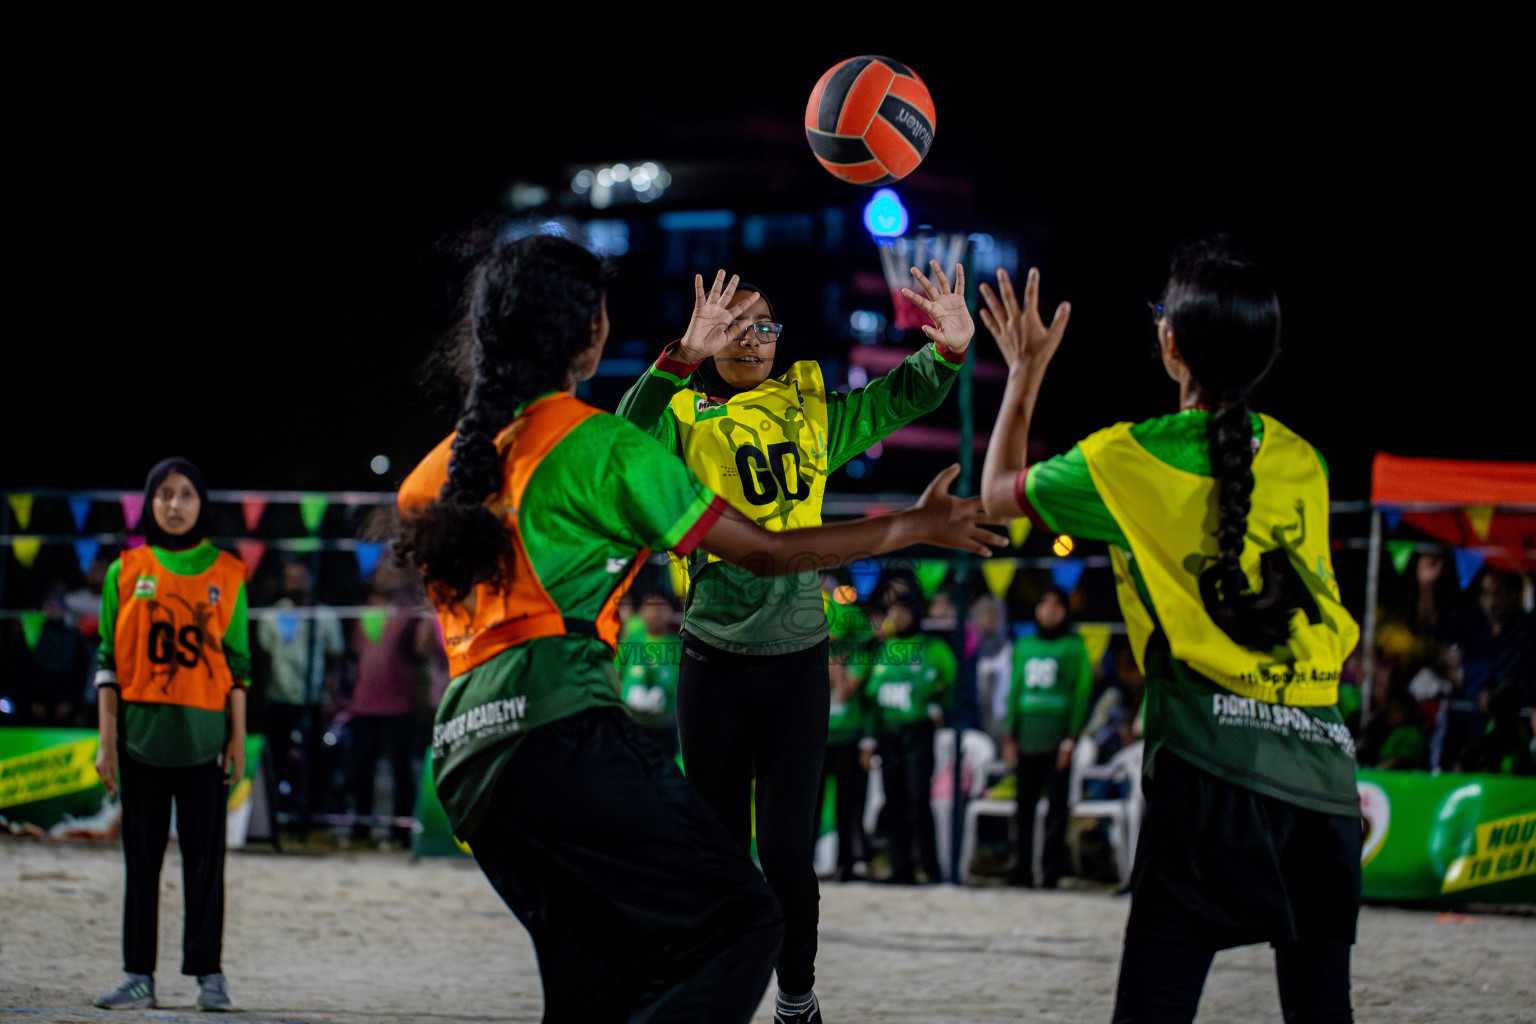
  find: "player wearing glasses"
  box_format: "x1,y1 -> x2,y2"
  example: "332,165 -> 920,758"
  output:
617,265 -> 973,1024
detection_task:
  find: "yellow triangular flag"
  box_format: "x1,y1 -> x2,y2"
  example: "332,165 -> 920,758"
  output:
1465,505 -> 1494,543
980,558 -> 1016,599
12,536 -> 42,569
7,493 -> 34,530
667,555 -> 691,599
1009,518 -> 1032,548
1077,623 -> 1112,673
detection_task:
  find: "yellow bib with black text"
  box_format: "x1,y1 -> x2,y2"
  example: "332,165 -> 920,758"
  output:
670,361 -> 830,569
1079,414 -> 1357,707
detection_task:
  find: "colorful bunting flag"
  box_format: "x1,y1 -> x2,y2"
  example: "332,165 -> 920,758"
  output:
914,559 -> 949,599
1465,505 -> 1494,543
120,493 -> 145,530
1386,540 -> 1416,576
1051,557 -> 1086,594
20,610 -> 46,651
360,607 -> 387,645
1453,548 -> 1485,590
1009,518 -> 1032,548
74,538 -> 101,573
850,559 -> 881,602
980,558 -> 1016,599
69,496 -> 91,531
354,541 -> 385,581
1381,507 -> 1403,532
276,611 -> 300,646
126,534 -> 146,549
241,496 -> 268,533
1077,623 -> 1113,673
299,494 -> 328,534
7,493 -> 35,530
12,536 -> 41,569
235,540 -> 267,579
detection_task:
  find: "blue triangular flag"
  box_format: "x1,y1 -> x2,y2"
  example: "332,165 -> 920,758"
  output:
277,611 -> 300,646
354,541 -> 385,581
1051,557 -> 1086,594
1453,548 -> 1485,590
70,497 -> 92,532
74,538 -> 100,573
1381,506 -> 1403,532
850,559 -> 881,602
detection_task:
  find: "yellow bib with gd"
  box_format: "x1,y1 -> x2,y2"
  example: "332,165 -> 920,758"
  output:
671,361 -> 830,569
1079,415 -> 1358,707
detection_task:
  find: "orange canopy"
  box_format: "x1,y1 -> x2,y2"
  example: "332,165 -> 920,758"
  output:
1371,454 -> 1536,569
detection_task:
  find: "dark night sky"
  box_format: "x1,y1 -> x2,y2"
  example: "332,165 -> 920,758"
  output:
6,11 -> 1527,499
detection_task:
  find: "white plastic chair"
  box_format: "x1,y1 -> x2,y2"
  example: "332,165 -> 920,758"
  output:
930,728 -> 996,879
1067,737 -> 1143,883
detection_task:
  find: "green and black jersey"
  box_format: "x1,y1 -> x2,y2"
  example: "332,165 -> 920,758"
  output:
1006,632 -> 1093,755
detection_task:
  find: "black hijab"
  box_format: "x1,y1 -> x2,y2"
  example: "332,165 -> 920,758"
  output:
142,457 -> 210,551
690,283 -> 777,401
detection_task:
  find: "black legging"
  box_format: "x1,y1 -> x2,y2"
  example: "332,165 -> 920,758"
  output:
815,740 -> 868,872
676,632 -> 829,996
1014,749 -> 1071,886
877,720 -> 940,883
1112,937 -> 1353,1024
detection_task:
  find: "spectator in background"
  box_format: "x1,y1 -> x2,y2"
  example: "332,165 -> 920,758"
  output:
822,583 -> 875,881
1358,689 -> 1428,770
1002,587 -> 1092,888
348,570 -> 436,847
255,560 -> 344,819
968,595 -> 1013,748
14,584 -> 95,726
1083,635 -> 1145,763
1437,569 -> 1536,771
620,591 -> 682,758
863,588 -> 955,884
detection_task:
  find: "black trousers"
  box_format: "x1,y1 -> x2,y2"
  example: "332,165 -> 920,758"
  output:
815,741 -> 868,871
469,709 -> 782,1024
877,720 -> 940,883
1013,750 -> 1071,886
1112,754 -> 1360,1023
118,751 -> 226,977
350,713 -> 416,841
676,632 -> 829,996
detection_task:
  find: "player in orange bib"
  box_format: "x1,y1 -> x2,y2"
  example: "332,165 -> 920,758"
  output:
397,230 -> 1002,1024
92,458 -> 250,1013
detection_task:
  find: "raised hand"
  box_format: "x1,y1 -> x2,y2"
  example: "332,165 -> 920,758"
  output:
978,267 -> 1071,371
901,261 -> 974,354
910,464 -> 1008,555
676,270 -> 759,364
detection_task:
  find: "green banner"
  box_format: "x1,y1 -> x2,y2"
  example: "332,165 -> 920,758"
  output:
0,727 -> 266,832
1359,769 -> 1536,903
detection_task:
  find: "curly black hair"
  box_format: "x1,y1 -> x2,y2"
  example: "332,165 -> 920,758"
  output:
400,230 -> 611,604
1160,239 -> 1294,651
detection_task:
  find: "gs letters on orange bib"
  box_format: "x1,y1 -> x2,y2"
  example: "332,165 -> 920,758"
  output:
114,546 -> 246,711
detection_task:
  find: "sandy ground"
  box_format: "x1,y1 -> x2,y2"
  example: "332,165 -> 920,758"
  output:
1,838 -> 1532,1024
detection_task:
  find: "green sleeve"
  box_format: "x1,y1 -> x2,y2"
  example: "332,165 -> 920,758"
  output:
1066,635 -> 1093,738
599,417 -> 717,551
825,343 -> 960,471
97,559 -> 122,678
1024,446 -> 1129,547
223,582 -> 252,686
614,361 -> 686,453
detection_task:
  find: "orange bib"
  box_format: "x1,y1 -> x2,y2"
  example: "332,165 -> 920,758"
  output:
114,546 -> 244,711
400,393 -> 639,678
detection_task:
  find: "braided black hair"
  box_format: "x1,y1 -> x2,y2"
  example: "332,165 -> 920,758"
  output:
1161,239 -> 1293,650
400,230 -> 611,603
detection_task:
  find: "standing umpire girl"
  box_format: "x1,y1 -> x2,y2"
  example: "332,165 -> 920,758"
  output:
93,458 -> 249,1012
398,232 -> 1000,1024
978,243 -> 1361,1024
615,263 -> 973,1024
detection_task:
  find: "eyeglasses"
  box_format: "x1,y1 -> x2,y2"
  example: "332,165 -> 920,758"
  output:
1147,301 -> 1167,327
731,321 -> 783,343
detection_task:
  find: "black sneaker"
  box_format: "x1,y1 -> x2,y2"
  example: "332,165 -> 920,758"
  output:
774,989 -> 822,1024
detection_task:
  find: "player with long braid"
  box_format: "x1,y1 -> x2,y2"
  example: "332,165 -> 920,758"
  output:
397,231 -> 1001,1024
979,242 -> 1361,1024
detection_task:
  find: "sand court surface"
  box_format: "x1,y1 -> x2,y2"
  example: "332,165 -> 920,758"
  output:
2,838 -> 1531,1023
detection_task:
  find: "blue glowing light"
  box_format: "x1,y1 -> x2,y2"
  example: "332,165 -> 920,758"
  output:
863,188 -> 908,238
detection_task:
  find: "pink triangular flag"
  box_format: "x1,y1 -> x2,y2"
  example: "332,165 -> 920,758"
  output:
241,496 -> 267,533
126,534 -> 146,549
120,493 -> 145,530
235,540 -> 267,580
